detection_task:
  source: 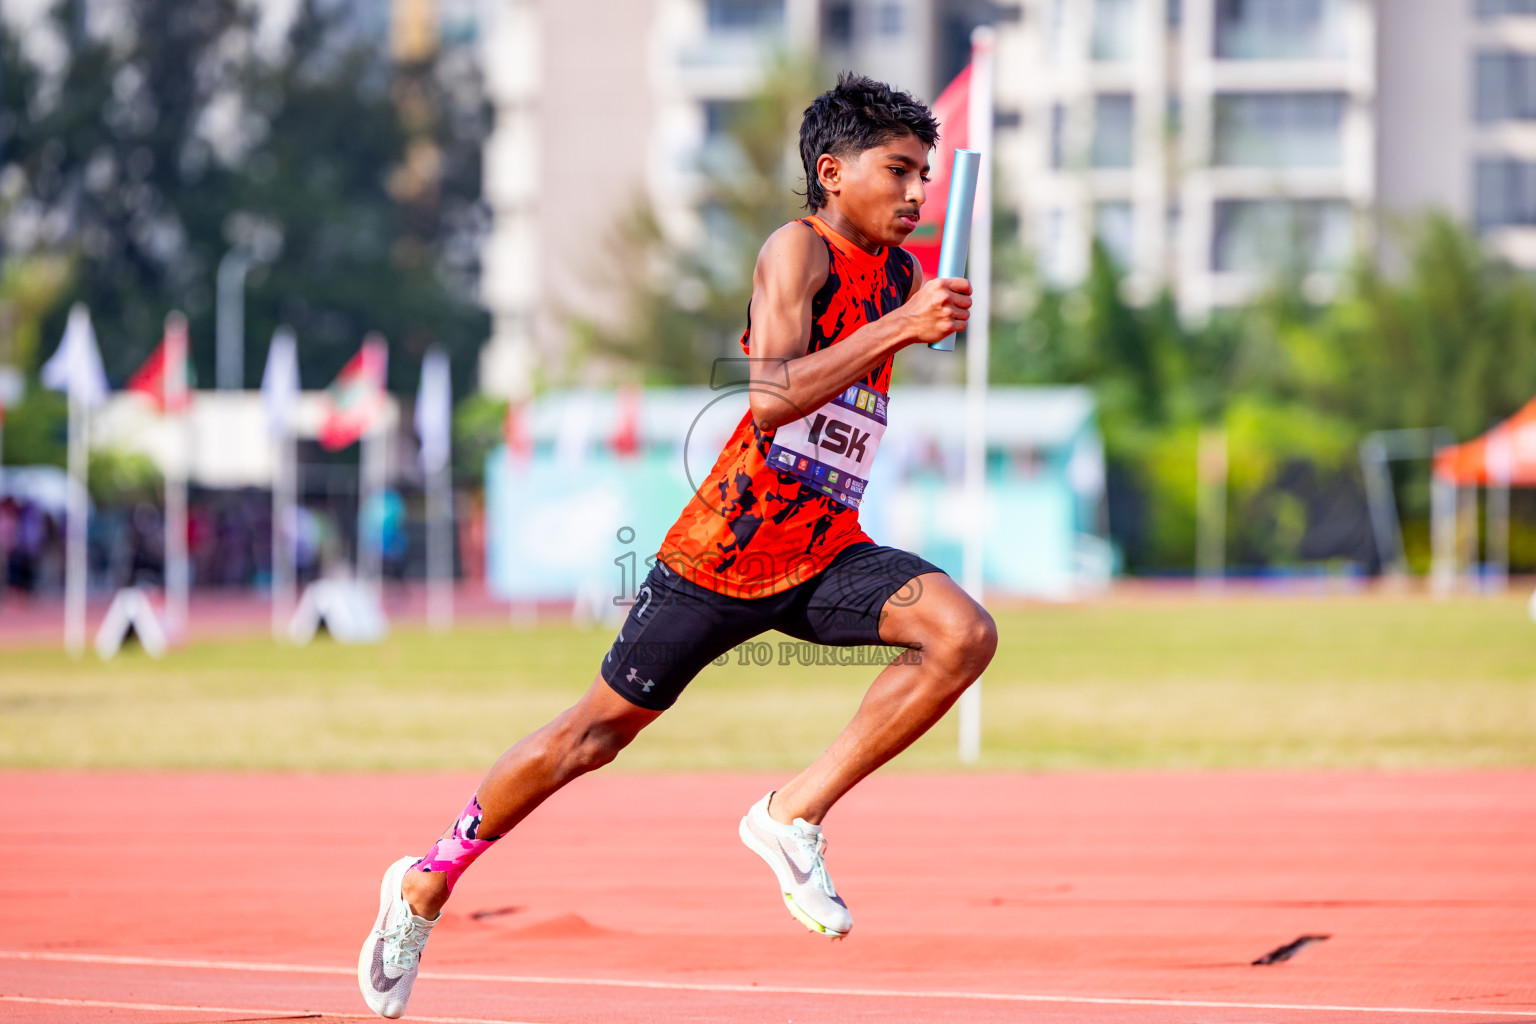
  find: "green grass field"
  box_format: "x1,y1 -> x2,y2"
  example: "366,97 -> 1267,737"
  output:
2,594 -> 1533,772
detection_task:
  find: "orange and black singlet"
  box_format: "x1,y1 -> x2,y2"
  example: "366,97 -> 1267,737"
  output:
658,215 -> 916,598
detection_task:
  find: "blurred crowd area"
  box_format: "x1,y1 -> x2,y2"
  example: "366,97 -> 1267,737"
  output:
0,492 -> 273,595
0,486 -> 480,598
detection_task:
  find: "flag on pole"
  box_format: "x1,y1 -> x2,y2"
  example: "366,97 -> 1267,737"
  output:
611,384 -> 642,457
318,333 -> 388,450
41,304 -> 109,408
46,303 -> 105,659
127,313 -> 193,413
904,64 -> 974,282
415,347 -> 452,475
261,327 -> 300,440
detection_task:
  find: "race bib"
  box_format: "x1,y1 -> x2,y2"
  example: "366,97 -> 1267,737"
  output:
766,383 -> 887,509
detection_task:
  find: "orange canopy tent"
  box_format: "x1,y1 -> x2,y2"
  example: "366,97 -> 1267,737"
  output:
1433,397 -> 1536,486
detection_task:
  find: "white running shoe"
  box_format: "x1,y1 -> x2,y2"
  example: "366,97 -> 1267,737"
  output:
358,855 -> 439,1019
738,792 -> 852,938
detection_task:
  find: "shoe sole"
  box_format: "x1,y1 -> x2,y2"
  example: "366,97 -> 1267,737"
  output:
358,855 -> 417,1019
738,815 -> 850,938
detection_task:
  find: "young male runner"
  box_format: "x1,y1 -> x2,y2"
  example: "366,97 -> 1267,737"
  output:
360,73 -> 997,1019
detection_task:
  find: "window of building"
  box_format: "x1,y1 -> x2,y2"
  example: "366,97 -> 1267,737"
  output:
1091,0 -> 1136,62
1476,51 -> 1536,121
1214,0 -> 1346,61
1048,0 -> 1067,66
1091,94 -> 1135,168
1476,159 -> 1536,228
1094,201 -> 1135,270
703,99 -> 745,139
1212,198 -> 1351,273
700,100 -> 750,177
1478,0 -> 1536,17
878,2 -> 904,35
1213,91 -> 1345,166
941,12 -> 985,85
1051,103 -> 1067,168
1041,205 -> 1080,284
706,0 -> 784,34
824,1 -> 854,46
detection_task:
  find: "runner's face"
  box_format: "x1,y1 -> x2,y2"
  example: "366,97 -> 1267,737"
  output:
820,133 -> 930,249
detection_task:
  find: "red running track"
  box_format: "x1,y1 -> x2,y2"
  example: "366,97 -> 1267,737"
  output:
2,772 -> 1533,1023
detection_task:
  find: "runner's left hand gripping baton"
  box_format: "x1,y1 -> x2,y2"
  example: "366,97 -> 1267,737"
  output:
929,148 -> 980,352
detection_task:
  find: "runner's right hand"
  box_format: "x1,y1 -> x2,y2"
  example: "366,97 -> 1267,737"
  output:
900,278 -> 972,345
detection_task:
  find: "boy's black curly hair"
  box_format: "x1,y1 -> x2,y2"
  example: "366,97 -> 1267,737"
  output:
798,72 -> 940,211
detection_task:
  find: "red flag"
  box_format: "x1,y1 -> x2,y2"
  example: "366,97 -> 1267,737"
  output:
905,63 -> 972,281
127,313 -> 191,413
611,384 -> 642,457
319,333 -> 389,451
504,400 -> 532,465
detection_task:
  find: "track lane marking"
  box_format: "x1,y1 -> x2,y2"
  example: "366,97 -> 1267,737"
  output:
2,950 -> 1531,1018
0,994 -> 540,1024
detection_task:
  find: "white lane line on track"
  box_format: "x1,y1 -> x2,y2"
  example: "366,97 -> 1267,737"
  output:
2,950 -> 1531,1018
0,994 -> 540,1024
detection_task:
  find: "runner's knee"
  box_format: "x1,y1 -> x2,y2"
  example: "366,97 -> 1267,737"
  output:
925,606 -> 997,679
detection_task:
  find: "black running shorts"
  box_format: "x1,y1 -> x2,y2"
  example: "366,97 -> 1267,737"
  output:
601,542 -> 945,711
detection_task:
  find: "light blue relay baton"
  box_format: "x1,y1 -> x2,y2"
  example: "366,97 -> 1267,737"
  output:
928,148 -> 980,352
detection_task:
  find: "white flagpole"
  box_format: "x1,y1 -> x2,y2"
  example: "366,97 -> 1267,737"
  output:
359,413 -> 388,599
1196,427 -> 1228,592
418,348 -> 454,633
267,327 -> 299,641
43,304 -> 106,657
1488,432 -> 1511,593
958,27 -> 994,765
354,336 -> 389,600
426,452 -> 452,632
273,418 -> 297,638
164,313 -> 190,640
65,385 -> 88,657
272,422 -> 295,640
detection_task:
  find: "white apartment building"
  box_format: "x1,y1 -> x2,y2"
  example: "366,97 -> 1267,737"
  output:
995,0 -> 1536,317
476,0 -> 1536,391
994,0 -> 1375,316
1381,0 -> 1536,272
478,0 -> 986,398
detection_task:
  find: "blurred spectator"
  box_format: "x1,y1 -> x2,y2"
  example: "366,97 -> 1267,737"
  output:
128,503 -> 165,588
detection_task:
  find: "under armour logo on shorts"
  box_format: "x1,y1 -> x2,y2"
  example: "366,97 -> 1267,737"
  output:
626,667 -> 655,693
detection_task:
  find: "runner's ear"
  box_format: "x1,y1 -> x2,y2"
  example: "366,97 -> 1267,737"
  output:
816,153 -> 842,202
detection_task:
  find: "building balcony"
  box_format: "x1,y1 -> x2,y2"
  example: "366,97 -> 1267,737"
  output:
1214,0 -> 1349,62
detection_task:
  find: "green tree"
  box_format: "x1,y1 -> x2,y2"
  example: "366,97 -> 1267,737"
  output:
1306,214 -> 1536,440
991,241 -> 1360,570
0,0 -> 488,397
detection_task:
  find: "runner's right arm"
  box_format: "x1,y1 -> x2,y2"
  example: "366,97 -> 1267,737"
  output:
746,222 -> 970,433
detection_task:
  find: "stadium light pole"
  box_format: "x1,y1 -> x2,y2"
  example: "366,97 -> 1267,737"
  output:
216,248 -> 251,391
164,313 -> 191,639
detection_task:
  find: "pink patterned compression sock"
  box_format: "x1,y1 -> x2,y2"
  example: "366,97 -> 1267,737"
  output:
412,795 -> 505,894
